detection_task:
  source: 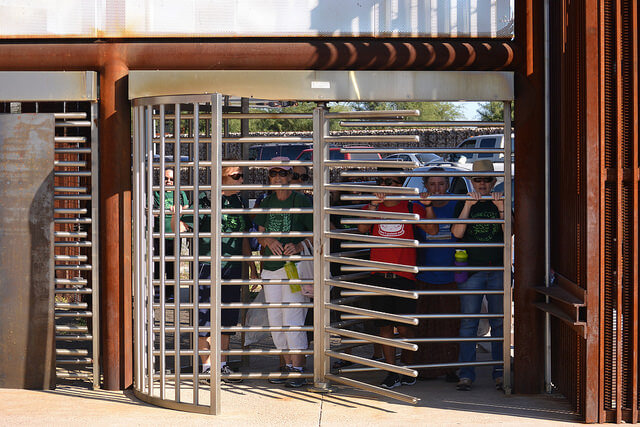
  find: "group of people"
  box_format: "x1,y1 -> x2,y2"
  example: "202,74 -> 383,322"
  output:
155,156 -> 507,392
363,159 -> 507,391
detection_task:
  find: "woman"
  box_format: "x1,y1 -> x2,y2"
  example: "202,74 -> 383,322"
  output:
254,157 -> 313,388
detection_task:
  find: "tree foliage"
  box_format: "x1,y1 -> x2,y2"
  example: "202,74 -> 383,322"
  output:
477,101 -> 514,122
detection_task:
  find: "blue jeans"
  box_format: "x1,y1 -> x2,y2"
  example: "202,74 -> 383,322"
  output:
458,271 -> 504,382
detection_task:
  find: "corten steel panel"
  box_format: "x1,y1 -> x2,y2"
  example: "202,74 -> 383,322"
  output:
0,113 -> 55,389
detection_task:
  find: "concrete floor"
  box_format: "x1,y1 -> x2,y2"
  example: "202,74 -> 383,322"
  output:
1,371 -> 581,426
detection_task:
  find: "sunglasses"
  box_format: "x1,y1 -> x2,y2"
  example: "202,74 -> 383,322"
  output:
227,173 -> 244,181
292,172 -> 310,182
376,177 -> 404,186
472,177 -> 494,183
164,177 -> 174,182
268,169 -> 291,178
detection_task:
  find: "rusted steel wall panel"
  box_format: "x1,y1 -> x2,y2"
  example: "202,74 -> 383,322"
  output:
0,113 -> 55,389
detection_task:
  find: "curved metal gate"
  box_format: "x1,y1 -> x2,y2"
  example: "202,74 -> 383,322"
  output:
131,75 -> 513,414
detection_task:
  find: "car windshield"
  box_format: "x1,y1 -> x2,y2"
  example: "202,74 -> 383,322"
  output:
416,153 -> 442,163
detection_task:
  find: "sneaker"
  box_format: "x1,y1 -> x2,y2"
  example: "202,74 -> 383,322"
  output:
199,367 -> 211,385
495,377 -> 504,391
268,365 -> 290,384
285,368 -> 307,388
332,359 -> 354,369
221,365 -> 243,384
400,375 -> 416,386
456,377 -> 472,391
380,372 -> 401,389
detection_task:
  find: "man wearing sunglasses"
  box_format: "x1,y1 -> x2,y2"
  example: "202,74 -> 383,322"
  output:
451,159 -> 506,392
358,172 -> 438,389
254,156 -> 313,388
172,164 -> 256,384
153,168 -> 189,301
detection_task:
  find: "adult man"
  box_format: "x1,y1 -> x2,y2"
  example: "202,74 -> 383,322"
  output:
154,167 -> 188,301
254,157 -> 313,388
451,159 -> 505,391
172,164 -> 255,384
414,167 -> 460,382
358,174 -> 438,389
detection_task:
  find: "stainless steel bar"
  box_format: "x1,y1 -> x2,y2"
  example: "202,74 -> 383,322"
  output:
502,100 -> 513,394
149,372 -> 314,380
154,113 -> 313,120
90,102 -> 101,389
222,136 -> 313,142
220,326 -> 313,333
55,231 -> 88,237
341,170 -> 504,177
222,349 -> 314,356
325,255 -> 419,274
54,218 -> 92,224
55,120 -> 91,127
325,350 -> 417,377
220,302 -> 314,309
338,120 -> 507,128
54,187 -> 88,195
159,103 -> 167,400
337,313 -> 503,320
152,231 -> 314,238
55,255 -> 88,261
220,208 -> 314,214
326,278 -> 419,299
324,184 -> 418,195
312,104 -> 330,389
54,264 -> 92,270
192,102 -> 201,405
340,360 -> 501,373
324,160 -> 418,168
339,336 -> 504,344
222,160 -> 313,167
340,242 -> 503,249
220,184 -> 313,191
220,279 -> 314,286
324,207 -> 419,220
326,303 -> 418,326
54,171 -> 92,177
340,218 -> 504,225
146,105 -> 155,396
325,327 -> 417,351
416,266 -> 504,271
55,208 -> 88,214
324,110 -> 420,119
340,147 -> 507,154
325,374 -> 418,405
54,136 -> 86,143
326,231 -> 419,247
54,195 -> 92,201
55,147 -> 91,154
340,289 -> 504,297
324,135 -> 419,144
173,102 -> 182,402
210,93 -> 223,414
221,255 -> 313,261
543,0 -> 552,395
54,112 -> 86,119
54,160 -> 87,167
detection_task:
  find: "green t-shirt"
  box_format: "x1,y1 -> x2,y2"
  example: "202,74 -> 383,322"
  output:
253,191 -> 313,271
153,190 -> 189,235
181,192 -> 250,269
454,200 -> 503,266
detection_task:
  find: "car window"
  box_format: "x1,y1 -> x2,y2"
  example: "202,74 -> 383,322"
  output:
283,145 -> 312,160
451,139 -> 476,162
478,138 -> 497,158
416,153 -> 441,164
298,151 -> 312,161
248,146 -> 259,160
384,154 -> 398,161
450,177 -> 470,194
399,155 -> 411,161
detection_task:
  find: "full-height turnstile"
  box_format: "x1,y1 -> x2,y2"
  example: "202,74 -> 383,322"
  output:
130,70 -> 514,414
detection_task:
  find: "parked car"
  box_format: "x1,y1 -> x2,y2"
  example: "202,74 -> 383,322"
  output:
296,146 -> 382,161
248,143 -> 313,161
383,152 -> 443,165
449,133 -> 514,174
403,164 -> 474,195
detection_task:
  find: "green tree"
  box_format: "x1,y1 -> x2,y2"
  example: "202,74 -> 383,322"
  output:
477,101 -> 514,122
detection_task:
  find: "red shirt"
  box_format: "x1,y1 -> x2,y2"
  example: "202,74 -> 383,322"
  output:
363,201 -> 425,280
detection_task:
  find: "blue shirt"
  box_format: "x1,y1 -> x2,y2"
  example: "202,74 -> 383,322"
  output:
415,200 -> 457,284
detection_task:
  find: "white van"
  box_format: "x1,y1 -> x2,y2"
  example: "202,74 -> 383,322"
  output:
451,133 -> 514,174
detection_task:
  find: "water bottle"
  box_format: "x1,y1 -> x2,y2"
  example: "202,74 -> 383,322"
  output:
284,261 -> 302,292
454,249 -> 469,284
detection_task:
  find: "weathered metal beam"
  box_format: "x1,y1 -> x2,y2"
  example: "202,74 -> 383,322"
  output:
98,46 -> 132,390
513,0 -> 546,394
0,40 -> 518,71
